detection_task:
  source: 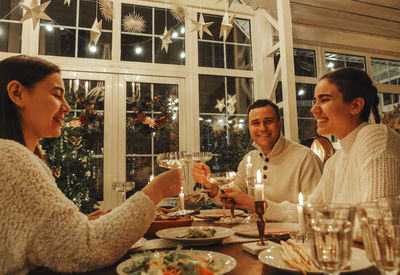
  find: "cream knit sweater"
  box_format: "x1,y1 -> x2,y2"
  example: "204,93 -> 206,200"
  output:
0,139 -> 155,275
267,123 -> 400,222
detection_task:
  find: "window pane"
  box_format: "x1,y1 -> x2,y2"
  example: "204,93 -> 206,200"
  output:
226,44 -> 252,70
379,92 -> 400,134
42,0 -> 76,26
294,49 -> 316,77
226,18 -> 251,44
77,30 -> 112,59
0,22 -> 21,53
127,156 -> 152,190
298,119 -> 317,143
126,82 -> 179,182
325,52 -> 366,72
198,42 -> 224,68
39,26 -> 75,57
275,81 -> 282,103
296,83 -> 315,118
121,34 -> 152,62
155,37 -> 185,65
372,58 -> 389,84
0,0 -> 22,53
79,0 -> 112,30
199,75 -> 254,171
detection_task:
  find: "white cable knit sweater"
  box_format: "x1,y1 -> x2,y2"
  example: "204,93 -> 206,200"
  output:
0,139 -> 155,275
267,123 -> 400,222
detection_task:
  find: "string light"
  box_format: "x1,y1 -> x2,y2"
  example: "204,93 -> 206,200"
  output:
89,45 -> 97,53
135,46 -> 142,54
46,24 -> 53,31
180,52 -> 185,59
298,89 -> 305,96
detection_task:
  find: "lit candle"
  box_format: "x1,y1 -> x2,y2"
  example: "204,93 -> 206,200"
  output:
297,192 -> 305,234
254,170 -> 264,201
246,156 -> 253,177
179,186 -> 185,210
148,174 -> 153,184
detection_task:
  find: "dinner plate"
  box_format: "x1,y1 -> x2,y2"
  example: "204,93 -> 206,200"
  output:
129,237 -> 147,250
156,226 -> 235,245
116,250 -> 236,275
258,243 -> 372,274
232,223 -> 299,237
196,209 -> 244,219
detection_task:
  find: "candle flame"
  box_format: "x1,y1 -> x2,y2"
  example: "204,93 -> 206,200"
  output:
149,175 -> 153,182
298,192 -> 303,205
247,155 -> 251,163
256,169 -> 261,184
180,186 -> 184,194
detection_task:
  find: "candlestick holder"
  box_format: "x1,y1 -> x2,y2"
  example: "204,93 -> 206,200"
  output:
254,200 -> 266,245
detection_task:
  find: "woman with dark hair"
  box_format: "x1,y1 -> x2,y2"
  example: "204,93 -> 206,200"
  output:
266,67 -> 400,223
0,55 -> 183,274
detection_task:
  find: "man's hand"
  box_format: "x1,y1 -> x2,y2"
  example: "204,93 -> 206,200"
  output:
192,163 -> 219,197
219,187 -> 255,212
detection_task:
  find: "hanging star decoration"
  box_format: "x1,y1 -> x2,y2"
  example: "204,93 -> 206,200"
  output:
217,0 -> 234,9
64,0 -> 71,7
210,117 -> 225,134
19,0 -> 52,30
189,13 -> 214,39
226,94 -> 237,114
123,13 -> 146,33
159,27 -> 172,53
214,98 -> 226,113
90,18 -> 103,46
219,12 -> 235,41
99,0 -> 113,22
171,0 -> 186,22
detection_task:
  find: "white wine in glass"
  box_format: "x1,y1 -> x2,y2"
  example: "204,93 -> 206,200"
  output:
112,181 -> 135,202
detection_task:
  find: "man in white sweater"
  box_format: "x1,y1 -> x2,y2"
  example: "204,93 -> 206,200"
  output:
192,99 -> 324,219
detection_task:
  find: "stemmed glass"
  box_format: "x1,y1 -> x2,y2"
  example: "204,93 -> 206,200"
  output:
192,152 -> 213,193
156,152 -> 194,215
112,181 -> 135,203
207,171 -> 236,223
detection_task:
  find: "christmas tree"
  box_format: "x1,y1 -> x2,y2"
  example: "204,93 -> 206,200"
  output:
40,89 -> 102,214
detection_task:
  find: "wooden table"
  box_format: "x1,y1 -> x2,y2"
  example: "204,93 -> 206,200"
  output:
29,220 -> 380,275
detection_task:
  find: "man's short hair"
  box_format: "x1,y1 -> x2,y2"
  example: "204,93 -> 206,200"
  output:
247,99 -> 281,121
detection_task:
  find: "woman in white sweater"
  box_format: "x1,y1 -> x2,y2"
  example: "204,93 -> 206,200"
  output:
0,55 -> 183,275
241,68 -> 400,222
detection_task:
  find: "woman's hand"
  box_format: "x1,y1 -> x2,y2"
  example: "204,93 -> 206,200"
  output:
142,168 -> 183,205
192,163 -> 218,197
219,187 -> 255,212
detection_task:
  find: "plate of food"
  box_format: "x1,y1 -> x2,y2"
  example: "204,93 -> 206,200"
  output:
146,207 -> 194,235
130,237 -> 147,250
156,226 -> 235,245
258,240 -> 372,274
232,223 -> 299,237
196,209 -> 244,219
117,246 -> 236,275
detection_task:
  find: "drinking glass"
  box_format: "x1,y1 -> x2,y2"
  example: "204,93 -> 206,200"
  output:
192,152 -> 213,193
357,200 -> 400,275
207,171 -> 236,223
112,181 -> 135,202
310,218 -> 354,275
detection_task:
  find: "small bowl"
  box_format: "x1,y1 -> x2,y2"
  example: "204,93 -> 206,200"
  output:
146,217 -> 194,236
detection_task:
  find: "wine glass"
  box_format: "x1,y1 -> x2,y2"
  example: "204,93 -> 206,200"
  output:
192,152 -> 213,193
207,171 -> 236,222
310,218 -> 354,275
112,181 -> 135,203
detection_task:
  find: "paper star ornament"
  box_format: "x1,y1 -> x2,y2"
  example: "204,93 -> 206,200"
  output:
219,12 -> 235,41
20,0 -> 52,30
90,18 -> 103,46
189,13 -> 214,39
64,0 -> 71,7
214,98 -> 226,112
227,94 -> 237,106
160,27 -> 172,53
217,0 -> 234,9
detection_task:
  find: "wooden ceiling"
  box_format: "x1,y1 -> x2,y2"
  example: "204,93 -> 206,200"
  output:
258,0 -> 400,40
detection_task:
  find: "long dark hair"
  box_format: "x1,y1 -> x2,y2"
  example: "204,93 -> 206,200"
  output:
0,55 -> 60,159
321,67 -> 380,123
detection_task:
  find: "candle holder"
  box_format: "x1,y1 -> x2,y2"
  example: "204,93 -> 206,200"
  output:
254,200 -> 266,245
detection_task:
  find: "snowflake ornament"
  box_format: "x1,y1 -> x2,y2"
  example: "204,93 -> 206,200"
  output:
171,0 -> 186,22
99,0 -> 113,22
123,13 -> 146,33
